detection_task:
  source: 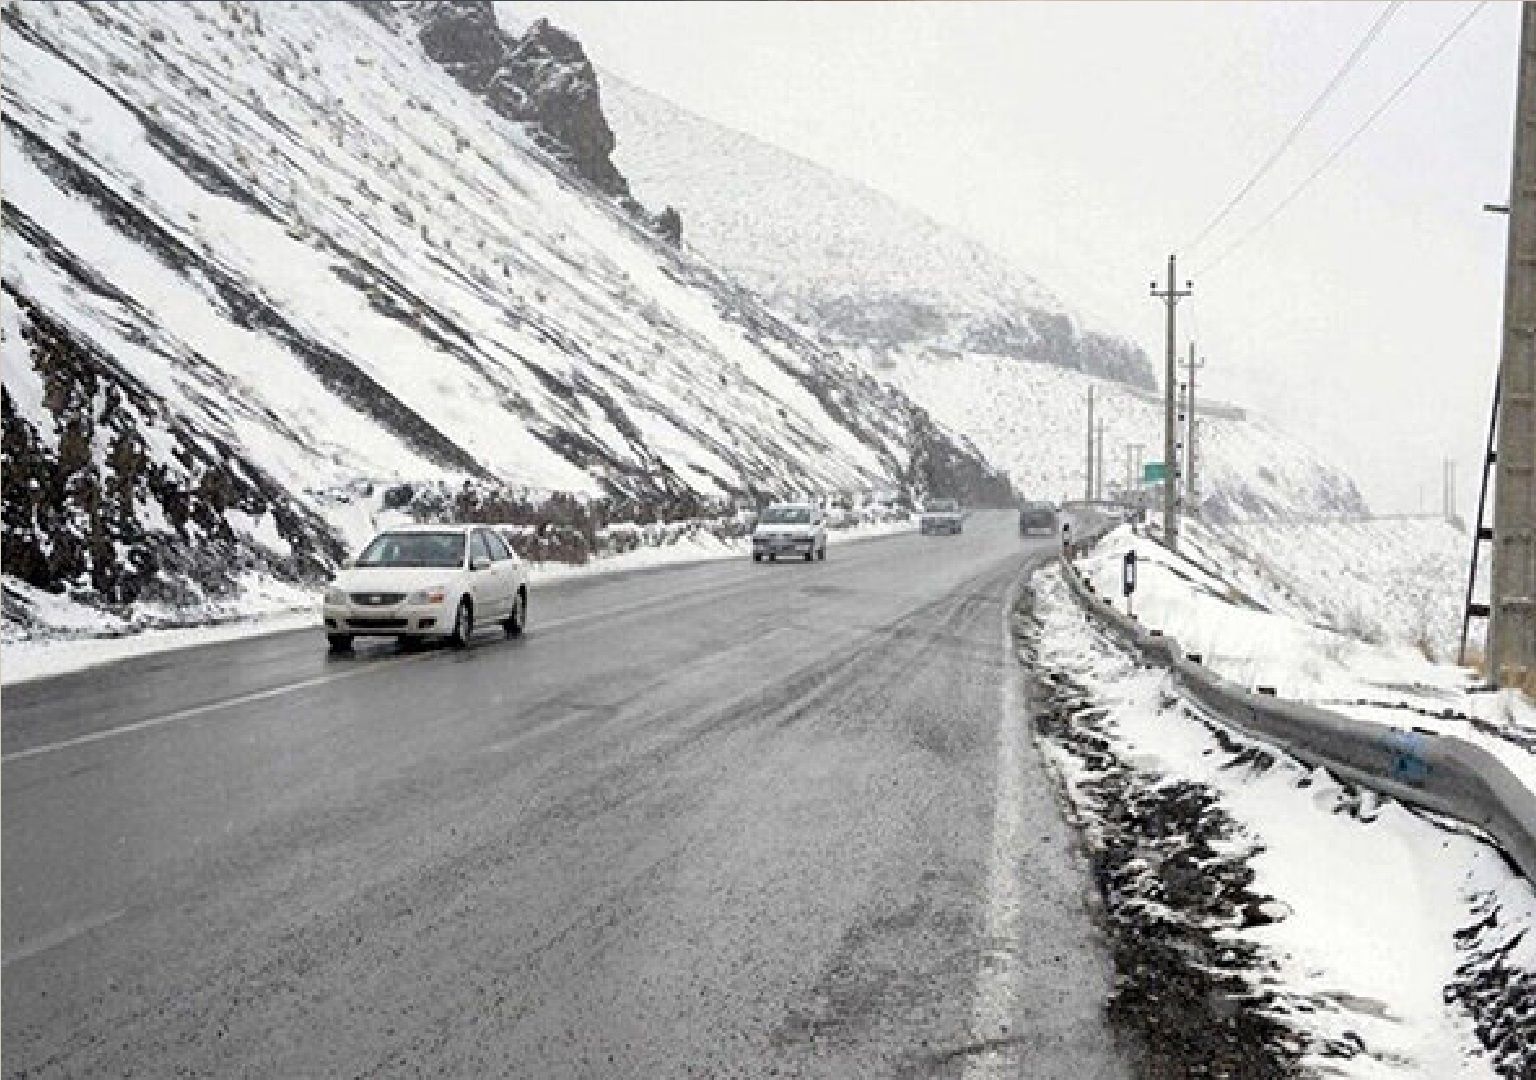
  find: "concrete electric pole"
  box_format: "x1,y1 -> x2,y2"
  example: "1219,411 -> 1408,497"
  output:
1489,1 -> 1536,688
1151,256 -> 1192,551
1095,419 -> 1106,502
1181,345 -> 1205,510
1131,443 -> 1145,508
1085,385 -> 1095,503
1444,457 -> 1456,523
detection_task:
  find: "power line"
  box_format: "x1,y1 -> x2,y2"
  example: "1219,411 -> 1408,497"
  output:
1184,0 -> 1403,257
1198,0 -> 1491,277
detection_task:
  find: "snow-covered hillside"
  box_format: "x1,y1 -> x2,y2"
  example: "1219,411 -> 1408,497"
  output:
873,348 -> 1367,519
598,69 -> 1370,524
600,73 -> 1154,389
1,0 -> 1009,616
1216,517 -> 1473,663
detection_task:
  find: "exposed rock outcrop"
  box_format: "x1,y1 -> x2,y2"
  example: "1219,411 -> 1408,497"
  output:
2,287 -> 342,609
409,2 -> 630,198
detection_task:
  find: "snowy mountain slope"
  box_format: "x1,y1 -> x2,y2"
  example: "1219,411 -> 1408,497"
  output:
1214,517 -> 1472,662
873,348 -> 1367,519
595,56 -> 1382,527
1,0 -> 1009,614
599,72 -> 1155,389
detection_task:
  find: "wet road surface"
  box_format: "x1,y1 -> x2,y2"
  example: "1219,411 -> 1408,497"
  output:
3,511 -> 1129,1078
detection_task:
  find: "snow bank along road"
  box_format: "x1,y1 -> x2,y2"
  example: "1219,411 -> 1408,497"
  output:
2,511 -> 1129,1078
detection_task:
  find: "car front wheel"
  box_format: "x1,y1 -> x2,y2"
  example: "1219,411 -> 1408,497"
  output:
817,543 -> 826,561
327,633 -> 353,653
504,589 -> 527,637
449,598 -> 473,649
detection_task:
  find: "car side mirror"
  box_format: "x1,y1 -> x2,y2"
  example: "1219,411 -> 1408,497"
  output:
471,556 -> 491,571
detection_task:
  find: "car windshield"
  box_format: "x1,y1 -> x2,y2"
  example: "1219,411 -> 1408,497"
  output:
761,507 -> 811,524
356,531 -> 466,569
927,499 -> 958,512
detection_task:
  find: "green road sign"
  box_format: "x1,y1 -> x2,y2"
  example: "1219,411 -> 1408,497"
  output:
1143,461 -> 1167,483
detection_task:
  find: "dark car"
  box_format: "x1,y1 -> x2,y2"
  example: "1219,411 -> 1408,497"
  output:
1018,501 -> 1058,536
919,498 -> 964,535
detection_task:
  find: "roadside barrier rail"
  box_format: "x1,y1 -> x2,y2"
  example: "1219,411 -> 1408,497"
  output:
1055,548 -> 1536,885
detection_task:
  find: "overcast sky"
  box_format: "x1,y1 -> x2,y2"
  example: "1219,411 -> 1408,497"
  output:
508,1 -> 1519,514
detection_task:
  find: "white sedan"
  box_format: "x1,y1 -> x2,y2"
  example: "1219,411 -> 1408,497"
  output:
751,503 -> 827,562
322,523 -> 529,652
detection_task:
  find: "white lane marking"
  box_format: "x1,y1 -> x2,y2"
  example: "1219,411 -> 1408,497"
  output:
3,654 -> 433,765
2,907 -> 126,968
963,571 -> 1031,1078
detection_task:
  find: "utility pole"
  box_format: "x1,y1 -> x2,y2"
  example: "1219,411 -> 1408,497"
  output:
1190,419 -> 1203,507
1085,385 -> 1095,502
1488,1 -> 1536,688
1095,419 -> 1106,501
1131,442 -> 1145,508
1181,344 -> 1205,509
1444,457 -> 1456,522
1125,443 -> 1135,499
1178,380 -> 1188,503
1151,256 -> 1192,551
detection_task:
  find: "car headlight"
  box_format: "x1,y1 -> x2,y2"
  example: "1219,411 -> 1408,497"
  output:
406,586 -> 447,605
324,587 -> 348,605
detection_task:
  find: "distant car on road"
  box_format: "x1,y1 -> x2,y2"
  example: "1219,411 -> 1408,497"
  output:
1019,501 -> 1058,536
752,503 -> 827,562
322,523 -> 529,652
919,498 -> 964,535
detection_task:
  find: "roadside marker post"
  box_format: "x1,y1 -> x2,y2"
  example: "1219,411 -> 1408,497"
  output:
1122,549 -> 1137,618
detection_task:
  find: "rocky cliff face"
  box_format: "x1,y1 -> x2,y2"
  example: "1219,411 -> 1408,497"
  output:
398,2 -> 629,198
3,286 -> 342,607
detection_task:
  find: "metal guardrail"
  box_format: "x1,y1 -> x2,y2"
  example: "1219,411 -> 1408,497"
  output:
1055,548 -> 1536,885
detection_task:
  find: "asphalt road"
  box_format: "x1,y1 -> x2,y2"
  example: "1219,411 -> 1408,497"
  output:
3,511 -> 1129,1078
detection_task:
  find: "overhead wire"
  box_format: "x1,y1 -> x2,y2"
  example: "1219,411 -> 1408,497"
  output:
1196,0 -> 1491,278
1183,0 -> 1404,257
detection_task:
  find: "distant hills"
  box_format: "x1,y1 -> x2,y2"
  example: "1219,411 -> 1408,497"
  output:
602,72 -> 1156,389
598,62 -> 1366,521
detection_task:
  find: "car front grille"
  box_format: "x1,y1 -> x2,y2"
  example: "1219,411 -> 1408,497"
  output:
350,592 -> 406,606
345,617 -> 409,630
